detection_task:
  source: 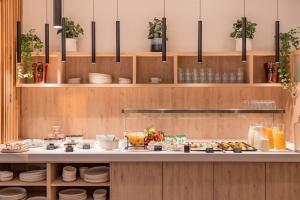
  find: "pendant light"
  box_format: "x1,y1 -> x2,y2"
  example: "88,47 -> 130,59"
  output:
53,0 -> 62,29
91,0 -> 96,64
162,0 -> 167,62
275,0 -> 280,63
61,0 -> 66,62
198,0 -> 203,63
242,0 -> 247,62
116,0 -> 120,63
45,0 -> 50,64
16,21 -> 22,64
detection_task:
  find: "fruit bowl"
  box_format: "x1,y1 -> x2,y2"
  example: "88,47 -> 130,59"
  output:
126,132 -> 146,146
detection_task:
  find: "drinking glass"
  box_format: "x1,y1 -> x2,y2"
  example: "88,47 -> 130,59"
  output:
229,72 -> 237,83
185,68 -> 192,83
192,68 -> 199,83
199,67 -> 206,83
237,67 -> 244,83
272,124 -> 286,150
214,72 -> 221,83
207,68 -> 214,83
178,67 -> 185,83
222,72 -> 229,83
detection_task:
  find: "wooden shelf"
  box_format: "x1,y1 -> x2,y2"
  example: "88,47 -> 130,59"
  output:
0,178 -> 47,186
16,83 -> 283,88
51,177 -> 110,187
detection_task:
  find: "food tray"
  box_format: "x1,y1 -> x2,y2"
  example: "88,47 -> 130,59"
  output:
217,142 -> 257,151
190,142 -> 222,152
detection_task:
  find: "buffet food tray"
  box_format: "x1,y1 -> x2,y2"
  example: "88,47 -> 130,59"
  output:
217,142 -> 257,151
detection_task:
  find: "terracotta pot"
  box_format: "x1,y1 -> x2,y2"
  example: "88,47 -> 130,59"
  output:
33,62 -> 48,83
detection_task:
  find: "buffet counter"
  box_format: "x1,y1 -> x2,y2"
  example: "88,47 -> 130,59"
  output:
0,143 -> 299,163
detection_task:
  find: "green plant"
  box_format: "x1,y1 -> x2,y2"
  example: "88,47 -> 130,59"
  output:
18,29 -> 43,79
278,28 -> 300,97
148,18 -> 163,39
57,17 -> 84,38
230,18 -> 257,39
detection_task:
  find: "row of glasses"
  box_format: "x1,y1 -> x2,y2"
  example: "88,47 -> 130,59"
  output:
178,67 -> 245,83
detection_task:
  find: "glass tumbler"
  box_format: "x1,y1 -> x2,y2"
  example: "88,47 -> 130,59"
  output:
272,124 -> 286,150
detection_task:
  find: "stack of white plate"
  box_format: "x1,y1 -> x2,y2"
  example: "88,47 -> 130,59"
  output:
59,189 -> 87,200
93,189 -> 107,200
89,73 -> 112,84
67,78 -> 81,84
0,187 -> 27,200
27,196 -> 47,200
118,77 -> 131,84
84,166 -> 109,183
19,169 -> 46,182
62,166 -> 77,182
0,171 -> 13,182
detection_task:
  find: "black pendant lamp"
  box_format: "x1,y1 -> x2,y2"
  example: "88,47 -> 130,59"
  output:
16,21 -> 22,64
116,0 -> 121,63
242,0 -> 247,62
45,0 -> 50,64
198,0 -> 203,63
275,0 -> 280,63
53,0 -> 62,29
61,0 -> 66,62
162,0 -> 167,62
91,0 -> 96,64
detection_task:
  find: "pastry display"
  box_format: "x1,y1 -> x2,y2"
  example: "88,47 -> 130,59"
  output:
217,141 -> 256,151
190,142 -> 221,151
1,143 -> 29,153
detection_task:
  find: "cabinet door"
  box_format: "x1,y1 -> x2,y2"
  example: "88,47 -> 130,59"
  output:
163,162 -> 213,200
214,163 -> 265,200
266,163 -> 300,200
111,162 -> 162,200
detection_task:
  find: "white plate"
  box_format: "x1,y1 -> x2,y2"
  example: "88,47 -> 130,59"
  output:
0,187 -> 27,199
27,196 -> 47,200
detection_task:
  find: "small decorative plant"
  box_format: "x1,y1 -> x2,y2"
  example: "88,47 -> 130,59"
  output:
279,28 -> 300,97
57,17 -> 84,38
148,18 -> 163,39
230,18 -> 257,39
18,29 -> 43,80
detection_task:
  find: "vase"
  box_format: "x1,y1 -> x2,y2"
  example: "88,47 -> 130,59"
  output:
66,38 -> 78,52
150,38 -> 162,52
235,38 -> 253,51
33,62 -> 48,83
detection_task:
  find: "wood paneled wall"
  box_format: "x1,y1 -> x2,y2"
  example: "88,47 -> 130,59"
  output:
0,0 -> 21,143
20,87 -> 289,140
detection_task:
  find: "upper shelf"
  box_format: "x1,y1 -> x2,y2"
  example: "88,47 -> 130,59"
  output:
122,108 -> 285,114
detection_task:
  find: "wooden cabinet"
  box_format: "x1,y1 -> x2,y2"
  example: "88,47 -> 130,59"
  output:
111,162 -> 163,200
163,162 -> 213,200
214,163 -> 265,200
266,163 -> 300,200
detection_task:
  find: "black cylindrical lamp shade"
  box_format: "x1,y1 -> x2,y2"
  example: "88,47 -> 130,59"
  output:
17,21 -> 21,64
198,20 -> 203,63
61,17 -> 66,62
45,24 -> 50,64
116,21 -> 120,63
242,17 -> 247,62
53,0 -> 62,29
92,21 -> 96,64
275,21 -> 280,63
162,17 -> 167,62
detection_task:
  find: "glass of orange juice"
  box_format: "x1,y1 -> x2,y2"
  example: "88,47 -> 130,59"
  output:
272,124 -> 286,150
263,126 -> 274,149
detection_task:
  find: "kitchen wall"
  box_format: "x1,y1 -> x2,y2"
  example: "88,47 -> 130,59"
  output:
23,0 -> 300,52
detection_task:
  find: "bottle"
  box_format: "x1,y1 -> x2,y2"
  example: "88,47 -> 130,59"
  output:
294,116 -> 300,152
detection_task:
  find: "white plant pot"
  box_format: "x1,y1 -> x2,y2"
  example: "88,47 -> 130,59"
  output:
235,38 -> 253,51
66,38 -> 78,52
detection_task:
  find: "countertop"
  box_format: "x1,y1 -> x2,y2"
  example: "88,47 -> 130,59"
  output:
1,143 -> 300,163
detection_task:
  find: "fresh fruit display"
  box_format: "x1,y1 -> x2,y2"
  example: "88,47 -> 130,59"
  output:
217,141 -> 256,151
144,128 -> 165,145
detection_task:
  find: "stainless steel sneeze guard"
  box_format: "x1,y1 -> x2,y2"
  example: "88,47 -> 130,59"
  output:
122,108 -> 285,114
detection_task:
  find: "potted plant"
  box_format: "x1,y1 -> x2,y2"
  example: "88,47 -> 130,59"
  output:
278,28 -> 300,97
148,18 -> 163,52
18,29 -> 44,83
57,17 -> 84,51
230,18 -> 257,51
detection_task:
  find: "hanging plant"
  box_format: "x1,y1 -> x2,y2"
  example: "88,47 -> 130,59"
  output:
279,28 -> 300,97
18,29 -> 43,80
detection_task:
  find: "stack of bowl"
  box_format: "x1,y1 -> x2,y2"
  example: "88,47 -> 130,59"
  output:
118,77 -> 131,84
93,189 -> 107,200
88,73 -> 112,84
67,78 -> 81,84
19,169 -> 46,182
83,166 -> 109,183
0,171 -> 13,182
0,187 -> 27,200
59,189 -> 87,200
62,166 -> 77,182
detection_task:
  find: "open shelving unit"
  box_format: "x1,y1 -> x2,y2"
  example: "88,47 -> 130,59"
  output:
16,51 -> 297,88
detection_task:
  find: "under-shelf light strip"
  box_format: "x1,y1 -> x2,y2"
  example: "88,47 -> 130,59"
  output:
116,0 -> 121,63
92,0 -> 96,64
275,0 -> 280,63
45,0 -> 50,64
198,0 -> 203,63
61,0 -> 66,62
242,0 -> 247,62
162,0 -> 167,62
